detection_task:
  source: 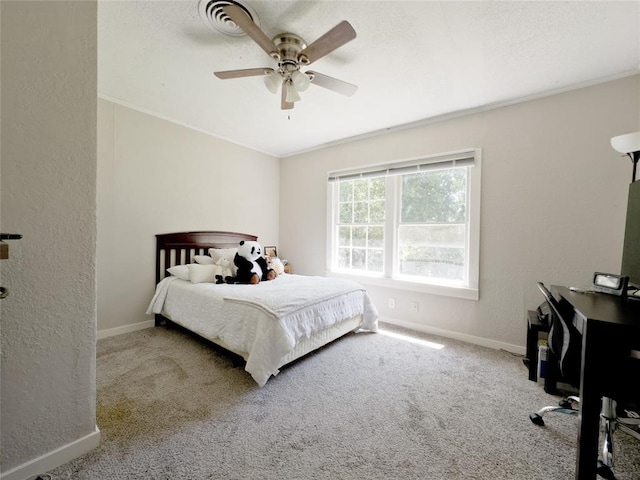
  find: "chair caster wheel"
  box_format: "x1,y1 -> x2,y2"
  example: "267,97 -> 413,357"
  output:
529,413 -> 544,426
596,460 -> 617,480
559,399 -> 573,408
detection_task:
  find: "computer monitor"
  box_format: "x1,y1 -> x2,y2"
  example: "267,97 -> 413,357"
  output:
621,180 -> 640,288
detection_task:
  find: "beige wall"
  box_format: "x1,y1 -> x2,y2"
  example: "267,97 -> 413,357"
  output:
97,100 -> 280,334
280,75 -> 640,351
1,1 -> 99,477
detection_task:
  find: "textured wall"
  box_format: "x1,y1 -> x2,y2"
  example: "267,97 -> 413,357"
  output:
1,0 -> 97,473
97,100 -> 280,333
280,75 -> 640,350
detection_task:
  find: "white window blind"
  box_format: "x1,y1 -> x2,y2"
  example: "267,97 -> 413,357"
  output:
327,150 -> 475,183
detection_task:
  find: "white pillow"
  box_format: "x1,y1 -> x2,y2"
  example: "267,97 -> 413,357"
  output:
193,255 -> 214,265
188,264 -> 217,284
167,264 -> 190,281
209,247 -> 237,262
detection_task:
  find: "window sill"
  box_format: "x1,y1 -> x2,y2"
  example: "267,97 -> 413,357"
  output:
326,271 -> 479,301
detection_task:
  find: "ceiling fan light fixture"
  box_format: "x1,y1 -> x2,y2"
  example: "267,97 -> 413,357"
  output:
292,70 -> 310,92
284,82 -> 301,103
264,72 -> 281,94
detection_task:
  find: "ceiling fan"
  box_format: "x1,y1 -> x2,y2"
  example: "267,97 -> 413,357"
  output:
213,4 -> 358,110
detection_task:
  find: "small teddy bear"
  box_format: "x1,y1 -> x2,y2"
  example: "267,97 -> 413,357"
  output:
214,256 -> 234,284
267,256 -> 285,276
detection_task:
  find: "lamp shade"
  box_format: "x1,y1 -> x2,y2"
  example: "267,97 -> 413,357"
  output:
292,70 -> 310,92
284,82 -> 301,103
611,131 -> 640,154
264,73 -> 281,94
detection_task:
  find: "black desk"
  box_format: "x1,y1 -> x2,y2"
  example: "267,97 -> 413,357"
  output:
552,286 -> 640,480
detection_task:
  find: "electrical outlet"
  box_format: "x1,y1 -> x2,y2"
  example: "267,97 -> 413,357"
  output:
411,301 -> 419,312
388,298 -> 396,309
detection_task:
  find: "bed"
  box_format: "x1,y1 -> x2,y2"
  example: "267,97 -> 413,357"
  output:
146,231 -> 378,386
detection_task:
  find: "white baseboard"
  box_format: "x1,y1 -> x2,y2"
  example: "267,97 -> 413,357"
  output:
379,316 -> 526,356
0,427 -> 100,480
97,319 -> 154,339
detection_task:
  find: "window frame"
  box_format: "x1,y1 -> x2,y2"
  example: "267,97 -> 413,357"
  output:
326,148 -> 481,300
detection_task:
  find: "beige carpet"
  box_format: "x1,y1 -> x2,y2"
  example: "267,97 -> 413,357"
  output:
47,323 -> 640,479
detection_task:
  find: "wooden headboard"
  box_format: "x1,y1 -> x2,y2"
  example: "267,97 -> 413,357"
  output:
155,231 -> 257,284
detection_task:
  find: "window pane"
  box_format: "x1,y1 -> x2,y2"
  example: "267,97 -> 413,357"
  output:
338,226 -> 351,247
399,225 -> 465,248
398,225 -> 465,280
339,203 -> 353,223
338,248 -> 351,269
370,178 -> 385,200
401,169 -> 466,223
367,249 -> 384,272
339,182 -> 353,202
353,181 -> 368,201
399,246 -> 464,280
352,248 -> 366,269
353,202 -> 369,223
368,226 -> 384,248
352,226 -> 367,247
370,200 -> 385,223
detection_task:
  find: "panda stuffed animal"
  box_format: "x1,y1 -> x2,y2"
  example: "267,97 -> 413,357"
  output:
230,240 -> 277,284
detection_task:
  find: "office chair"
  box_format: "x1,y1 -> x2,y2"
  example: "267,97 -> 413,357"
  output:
528,282 -> 640,480
528,282 -> 582,425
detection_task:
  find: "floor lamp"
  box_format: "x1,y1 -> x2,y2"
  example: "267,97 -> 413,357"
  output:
611,131 -> 640,183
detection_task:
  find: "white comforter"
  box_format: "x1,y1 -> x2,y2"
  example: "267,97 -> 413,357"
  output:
146,274 -> 378,386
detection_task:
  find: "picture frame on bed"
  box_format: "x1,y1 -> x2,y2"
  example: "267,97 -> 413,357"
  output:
265,246 -> 277,258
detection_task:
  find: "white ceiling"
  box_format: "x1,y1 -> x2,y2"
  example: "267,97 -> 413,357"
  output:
99,0 -> 640,158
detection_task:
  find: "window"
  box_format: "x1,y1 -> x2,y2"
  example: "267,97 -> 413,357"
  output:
336,177 -> 385,273
327,149 -> 481,300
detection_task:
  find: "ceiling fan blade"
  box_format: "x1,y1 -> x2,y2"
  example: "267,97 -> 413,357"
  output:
281,85 -> 294,110
214,67 -> 274,79
298,21 -> 356,65
222,5 -> 279,58
307,71 -> 358,97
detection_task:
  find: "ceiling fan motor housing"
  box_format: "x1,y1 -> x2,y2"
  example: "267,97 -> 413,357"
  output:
272,33 -> 307,74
